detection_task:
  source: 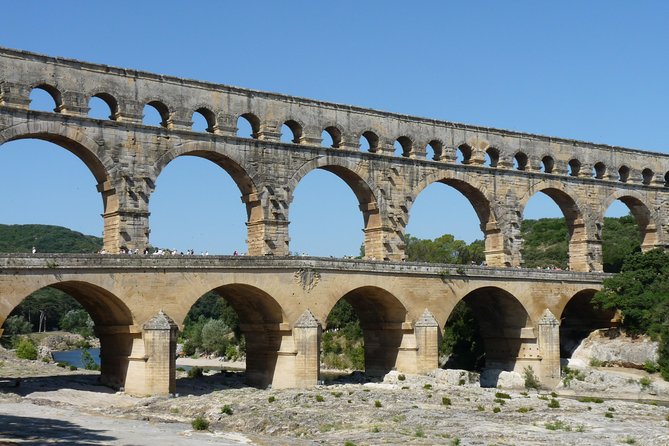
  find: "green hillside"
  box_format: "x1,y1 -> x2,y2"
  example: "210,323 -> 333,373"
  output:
0,224 -> 102,253
521,215 -> 641,272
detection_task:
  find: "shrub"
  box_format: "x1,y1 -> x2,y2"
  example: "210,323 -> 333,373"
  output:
441,396 -> 452,406
639,377 -> 652,389
344,442 -> 357,446
577,396 -> 603,403
315,394 -> 324,402
374,400 -> 382,408
545,420 -> 570,431
188,366 -> 203,378
643,360 -> 659,374
562,366 -> 586,387
492,407 -> 501,413
268,396 -> 276,403
495,392 -> 511,399
415,427 -> 425,438
494,398 -> 506,405
81,348 -> 100,371
220,404 -> 233,415
423,383 -> 432,390
69,365 -> 77,371
523,366 -> 540,389
477,405 -> 484,411
331,391 -> 342,398
397,374 -> 405,381
15,337 -> 37,360
605,411 -> 614,418
191,416 -> 209,430
517,407 -> 532,413
547,399 -> 560,409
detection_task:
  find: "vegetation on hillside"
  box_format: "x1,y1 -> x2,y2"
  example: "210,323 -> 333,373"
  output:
0,224 -> 102,253
521,215 -> 640,272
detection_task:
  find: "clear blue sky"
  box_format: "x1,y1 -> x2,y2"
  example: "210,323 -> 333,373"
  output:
0,1 -> 667,255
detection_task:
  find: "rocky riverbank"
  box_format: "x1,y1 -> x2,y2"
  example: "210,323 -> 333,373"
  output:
2,345 -> 669,446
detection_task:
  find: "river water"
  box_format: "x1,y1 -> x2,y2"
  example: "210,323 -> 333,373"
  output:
52,348 -> 100,368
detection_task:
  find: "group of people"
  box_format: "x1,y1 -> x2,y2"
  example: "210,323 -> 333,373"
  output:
94,247 -> 245,256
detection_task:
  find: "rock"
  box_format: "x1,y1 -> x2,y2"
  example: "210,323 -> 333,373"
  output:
428,369 -> 480,386
570,329 -> 658,368
480,369 -> 525,389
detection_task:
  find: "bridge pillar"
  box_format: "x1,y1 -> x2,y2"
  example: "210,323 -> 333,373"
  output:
483,222 -> 508,267
96,325 -> 136,390
124,311 -> 178,396
291,310 -> 321,386
411,310 -> 440,373
246,219 -> 290,256
537,309 -> 561,388
363,323 -> 407,377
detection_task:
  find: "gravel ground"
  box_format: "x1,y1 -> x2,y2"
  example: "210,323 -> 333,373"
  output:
2,349 -> 669,445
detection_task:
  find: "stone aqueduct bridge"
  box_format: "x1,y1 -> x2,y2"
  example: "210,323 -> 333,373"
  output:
0,48 -> 667,394
1,254 -> 606,395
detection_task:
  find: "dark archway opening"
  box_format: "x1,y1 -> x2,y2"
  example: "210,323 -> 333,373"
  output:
178,285 -> 284,390
442,287 -> 530,382
322,287 -> 407,382
560,290 -> 616,359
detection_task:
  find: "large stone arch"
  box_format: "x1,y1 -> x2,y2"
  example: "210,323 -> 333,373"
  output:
288,156 -> 383,258
0,280 -> 135,389
445,286 -> 534,374
408,170 -> 499,265
152,141 -> 264,252
602,190 -> 659,251
557,288 -> 616,359
178,282 -> 287,388
0,122 -> 121,251
519,180 -> 594,271
323,285 -> 409,377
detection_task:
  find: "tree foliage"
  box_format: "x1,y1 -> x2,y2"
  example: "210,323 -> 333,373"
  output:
593,249 -> 669,379
2,315 -> 32,335
0,224 -> 102,253
405,234 -> 484,265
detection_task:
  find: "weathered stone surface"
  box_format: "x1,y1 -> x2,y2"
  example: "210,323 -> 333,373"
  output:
480,369 -> 526,389
570,330 -> 659,368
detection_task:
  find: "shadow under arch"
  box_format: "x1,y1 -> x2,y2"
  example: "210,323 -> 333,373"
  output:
153,144 -> 262,244
558,289 -> 616,359
446,286 -> 532,375
3,281 -> 135,390
288,158 -> 381,256
602,191 -> 657,251
326,286 -> 408,378
0,124 -> 120,251
186,283 -> 287,388
520,183 -> 590,271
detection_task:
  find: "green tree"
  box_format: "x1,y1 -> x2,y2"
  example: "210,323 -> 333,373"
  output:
60,309 -> 94,338
2,315 -> 32,335
593,249 -> 669,379
15,337 -> 38,360
200,319 -> 232,355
